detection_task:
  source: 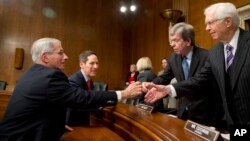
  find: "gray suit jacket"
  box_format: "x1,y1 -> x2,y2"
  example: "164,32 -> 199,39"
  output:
174,29 -> 250,125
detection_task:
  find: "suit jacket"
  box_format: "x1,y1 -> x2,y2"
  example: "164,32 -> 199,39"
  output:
153,46 -> 223,125
137,69 -> 156,82
173,29 -> 250,125
0,64 -> 117,141
66,70 -> 95,126
69,70 -> 93,90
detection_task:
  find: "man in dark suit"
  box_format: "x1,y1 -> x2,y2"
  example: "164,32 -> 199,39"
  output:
66,50 -> 100,126
0,38 -> 142,141
144,22 -> 223,126
144,2 -> 250,127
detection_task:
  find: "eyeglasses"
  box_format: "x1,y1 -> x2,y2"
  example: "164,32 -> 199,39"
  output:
55,50 -> 65,56
205,18 -> 225,27
45,50 -> 65,56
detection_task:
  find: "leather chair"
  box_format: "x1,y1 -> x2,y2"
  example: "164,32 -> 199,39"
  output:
0,81 -> 7,90
93,81 -> 108,91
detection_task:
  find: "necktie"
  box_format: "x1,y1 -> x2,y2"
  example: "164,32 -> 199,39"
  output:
226,44 -> 234,71
182,56 -> 189,80
87,79 -> 92,90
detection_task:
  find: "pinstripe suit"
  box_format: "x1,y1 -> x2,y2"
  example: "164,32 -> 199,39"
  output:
154,46 -> 223,125
173,29 -> 250,125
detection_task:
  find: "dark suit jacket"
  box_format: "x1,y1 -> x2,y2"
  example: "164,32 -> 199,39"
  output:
69,70 -> 93,90
137,69 -> 156,82
153,46 -> 223,125
136,69 -> 156,101
173,29 -> 250,126
0,64 -> 117,141
66,70 -> 95,126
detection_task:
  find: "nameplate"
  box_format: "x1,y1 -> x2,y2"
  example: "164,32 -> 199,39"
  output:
184,120 -> 220,141
136,104 -> 154,113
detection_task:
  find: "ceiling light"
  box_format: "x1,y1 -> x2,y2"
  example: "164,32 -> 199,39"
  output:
120,6 -> 127,13
130,5 -> 136,12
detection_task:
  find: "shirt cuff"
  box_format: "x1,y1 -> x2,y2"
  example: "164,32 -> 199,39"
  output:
169,85 -> 177,97
116,91 -> 122,102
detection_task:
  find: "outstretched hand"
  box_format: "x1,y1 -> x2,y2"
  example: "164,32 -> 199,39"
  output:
144,83 -> 171,103
121,81 -> 142,99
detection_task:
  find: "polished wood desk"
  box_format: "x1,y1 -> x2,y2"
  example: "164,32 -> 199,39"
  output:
0,91 -> 226,141
90,103 -> 209,141
0,90 -> 12,121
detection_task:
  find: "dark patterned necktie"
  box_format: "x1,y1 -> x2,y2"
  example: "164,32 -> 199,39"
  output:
226,44 -> 234,71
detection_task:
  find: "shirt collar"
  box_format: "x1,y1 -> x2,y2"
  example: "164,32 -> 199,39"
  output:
224,28 -> 239,49
81,70 -> 90,81
185,46 -> 193,60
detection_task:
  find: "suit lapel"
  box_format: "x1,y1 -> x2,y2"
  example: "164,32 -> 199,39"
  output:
214,43 -> 226,93
231,30 -> 250,89
77,71 -> 88,90
189,46 -> 200,77
177,55 -> 185,80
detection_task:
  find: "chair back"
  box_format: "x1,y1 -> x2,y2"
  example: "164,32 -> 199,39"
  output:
0,81 -> 7,90
93,81 -> 108,91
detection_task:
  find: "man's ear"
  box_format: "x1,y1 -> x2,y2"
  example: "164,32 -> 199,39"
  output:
187,39 -> 192,46
79,61 -> 86,68
41,52 -> 49,63
225,17 -> 232,27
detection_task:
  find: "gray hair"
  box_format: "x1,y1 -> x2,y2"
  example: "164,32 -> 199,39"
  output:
169,22 -> 195,46
136,57 -> 153,72
31,38 -> 61,63
204,2 -> 240,27
79,50 -> 96,63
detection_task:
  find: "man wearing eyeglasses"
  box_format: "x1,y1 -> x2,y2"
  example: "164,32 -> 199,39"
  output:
144,2 -> 250,128
0,38 -> 142,141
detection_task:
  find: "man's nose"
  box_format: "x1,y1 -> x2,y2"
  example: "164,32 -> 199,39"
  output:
170,42 -> 174,48
64,53 -> 69,60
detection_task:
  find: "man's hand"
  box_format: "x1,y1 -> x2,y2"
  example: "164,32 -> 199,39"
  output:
144,84 -> 171,103
65,125 -> 74,131
121,81 -> 142,99
142,82 -> 151,93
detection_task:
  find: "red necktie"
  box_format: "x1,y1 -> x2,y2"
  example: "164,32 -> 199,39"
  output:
87,79 -> 91,90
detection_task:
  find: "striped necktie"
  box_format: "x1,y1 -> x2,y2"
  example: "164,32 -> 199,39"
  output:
226,44 -> 234,71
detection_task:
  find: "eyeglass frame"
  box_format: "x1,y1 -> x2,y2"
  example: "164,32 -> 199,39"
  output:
205,18 -> 226,27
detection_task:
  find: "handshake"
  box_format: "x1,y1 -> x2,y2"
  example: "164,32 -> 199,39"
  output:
121,82 -> 172,103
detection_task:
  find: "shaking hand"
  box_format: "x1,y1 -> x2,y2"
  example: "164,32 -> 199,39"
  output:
144,83 -> 171,103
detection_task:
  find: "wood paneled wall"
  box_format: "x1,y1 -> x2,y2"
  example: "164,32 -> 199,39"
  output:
0,0 -> 172,90
1,0 -> 249,90
129,0 -> 173,74
0,0 -> 127,90
188,0 -> 249,50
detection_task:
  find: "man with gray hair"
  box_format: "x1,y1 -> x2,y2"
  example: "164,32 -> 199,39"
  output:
0,38 -> 142,141
144,2 -> 250,127
143,22 -> 223,126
